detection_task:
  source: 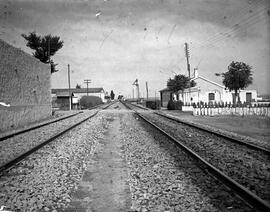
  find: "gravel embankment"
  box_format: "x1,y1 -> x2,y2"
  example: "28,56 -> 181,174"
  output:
0,112 -> 108,212
0,110 -> 98,167
140,112 -> 270,203
120,111 -> 255,211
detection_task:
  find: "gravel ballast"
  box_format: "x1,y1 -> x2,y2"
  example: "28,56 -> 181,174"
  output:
139,111 -> 270,203
0,112 -> 108,211
119,110 -> 254,211
0,102 -> 261,211
0,111 -> 98,167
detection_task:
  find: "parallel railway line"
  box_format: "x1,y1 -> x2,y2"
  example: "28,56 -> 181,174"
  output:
130,102 -> 270,153
0,104 -> 107,142
0,102 -> 115,174
122,101 -> 270,212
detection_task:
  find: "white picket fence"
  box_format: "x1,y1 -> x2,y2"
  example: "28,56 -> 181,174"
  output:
192,106 -> 270,117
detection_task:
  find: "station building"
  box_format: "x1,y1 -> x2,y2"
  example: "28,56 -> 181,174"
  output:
160,69 -> 258,107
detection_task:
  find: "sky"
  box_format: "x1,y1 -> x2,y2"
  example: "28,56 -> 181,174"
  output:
0,0 -> 269,98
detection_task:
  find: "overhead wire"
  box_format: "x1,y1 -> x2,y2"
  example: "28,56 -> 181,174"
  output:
195,0 -> 265,46
194,0 -> 269,49
208,14 -> 268,49
196,8 -> 269,49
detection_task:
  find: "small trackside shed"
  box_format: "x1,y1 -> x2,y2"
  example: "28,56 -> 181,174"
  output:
159,88 -> 173,108
52,91 -> 74,110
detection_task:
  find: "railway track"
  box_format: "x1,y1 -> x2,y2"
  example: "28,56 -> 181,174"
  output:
0,102 -> 115,174
0,111 -> 82,142
0,104 -> 106,142
130,102 -> 270,153
121,101 -> 270,212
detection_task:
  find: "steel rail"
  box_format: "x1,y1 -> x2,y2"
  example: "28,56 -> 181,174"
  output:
0,101 -> 116,174
0,111 -> 83,142
129,103 -> 149,110
121,101 -> 270,212
0,102 -> 112,142
154,111 -> 270,155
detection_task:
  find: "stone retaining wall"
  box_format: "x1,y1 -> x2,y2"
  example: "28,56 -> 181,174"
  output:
0,39 -> 51,132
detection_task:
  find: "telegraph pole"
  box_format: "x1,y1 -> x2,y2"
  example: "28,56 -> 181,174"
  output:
184,42 -> 190,78
146,81 -> 149,99
185,42 -> 191,103
68,64 -> 71,111
84,79 -> 91,96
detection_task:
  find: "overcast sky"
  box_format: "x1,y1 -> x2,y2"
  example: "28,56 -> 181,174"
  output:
0,0 -> 269,97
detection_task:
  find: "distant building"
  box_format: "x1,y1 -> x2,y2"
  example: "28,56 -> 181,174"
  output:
180,69 -> 258,104
159,69 -> 258,107
159,88 -> 174,107
52,88 -> 105,109
51,91 -> 74,110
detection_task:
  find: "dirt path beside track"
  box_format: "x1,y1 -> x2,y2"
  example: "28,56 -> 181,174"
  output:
65,111 -> 131,212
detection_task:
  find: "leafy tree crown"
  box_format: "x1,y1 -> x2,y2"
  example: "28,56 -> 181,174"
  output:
167,74 -> 196,92
21,32 -> 63,73
222,61 -> 253,92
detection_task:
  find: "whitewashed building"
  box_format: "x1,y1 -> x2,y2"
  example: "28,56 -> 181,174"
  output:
52,88 -> 106,109
178,70 -> 258,104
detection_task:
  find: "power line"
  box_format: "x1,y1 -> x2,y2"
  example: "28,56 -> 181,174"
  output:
196,6 -> 268,48
84,79 -> 91,96
195,0 -> 265,47
208,15 -> 268,48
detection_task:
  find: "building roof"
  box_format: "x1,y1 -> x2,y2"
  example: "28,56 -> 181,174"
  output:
181,87 -> 200,93
159,87 -> 172,92
52,88 -> 104,94
55,91 -> 74,97
191,75 -> 225,88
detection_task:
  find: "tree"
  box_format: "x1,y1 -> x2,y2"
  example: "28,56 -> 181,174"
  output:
21,32 -> 64,73
110,90 -> 115,100
167,74 -> 196,100
222,61 -> 253,104
75,84 -> 81,89
79,96 -> 103,108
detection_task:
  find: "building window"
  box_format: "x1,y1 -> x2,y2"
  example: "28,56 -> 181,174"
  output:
208,93 -> 215,101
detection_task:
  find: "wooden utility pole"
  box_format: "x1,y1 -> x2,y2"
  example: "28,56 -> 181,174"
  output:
184,42 -> 190,78
84,79 -> 91,96
68,64 -> 71,111
185,42 -> 191,103
146,81 -> 149,99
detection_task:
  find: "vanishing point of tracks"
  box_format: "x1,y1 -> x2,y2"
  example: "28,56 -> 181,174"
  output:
0,102 -> 116,174
121,101 -> 270,212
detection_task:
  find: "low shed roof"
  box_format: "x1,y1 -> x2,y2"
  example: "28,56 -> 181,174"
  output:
159,87 -> 172,93
56,91 -> 74,97
52,88 -> 104,94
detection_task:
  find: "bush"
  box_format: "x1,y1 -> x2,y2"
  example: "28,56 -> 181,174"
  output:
175,101 -> 183,110
79,95 -> 103,109
146,100 -> 160,110
167,100 -> 175,110
167,100 -> 183,110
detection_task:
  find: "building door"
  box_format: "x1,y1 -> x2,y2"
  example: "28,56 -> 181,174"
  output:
246,92 -> 252,103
